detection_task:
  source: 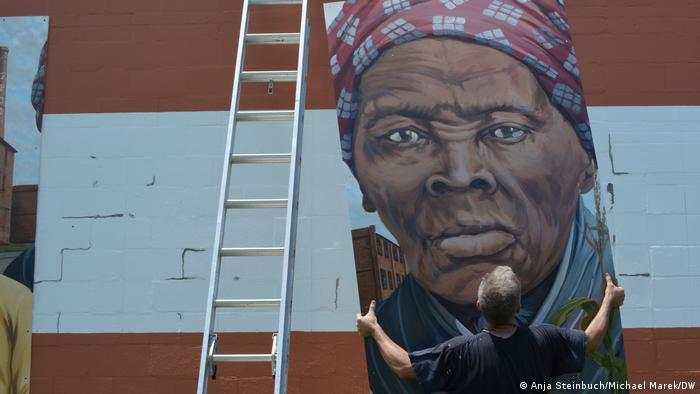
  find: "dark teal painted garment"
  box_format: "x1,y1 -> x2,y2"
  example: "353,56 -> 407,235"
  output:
364,199 -> 626,394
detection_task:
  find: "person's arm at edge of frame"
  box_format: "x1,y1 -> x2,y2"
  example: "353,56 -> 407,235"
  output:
356,300 -> 417,380
584,273 -> 625,353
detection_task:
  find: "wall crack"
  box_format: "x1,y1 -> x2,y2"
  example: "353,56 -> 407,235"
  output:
334,278 -> 340,310
62,214 -> 124,219
35,243 -> 92,284
618,273 -> 650,277
607,183 -> 615,205
167,247 -> 206,280
608,134 -> 629,175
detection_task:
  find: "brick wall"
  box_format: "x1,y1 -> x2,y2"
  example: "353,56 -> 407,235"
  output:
1,0 -> 698,393
0,146 -> 14,244
3,0 -> 700,115
624,328 -> 700,389
30,332 -> 368,394
11,184 -> 37,243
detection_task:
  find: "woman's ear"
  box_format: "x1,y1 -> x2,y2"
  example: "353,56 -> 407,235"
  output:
362,194 -> 377,212
579,156 -> 596,194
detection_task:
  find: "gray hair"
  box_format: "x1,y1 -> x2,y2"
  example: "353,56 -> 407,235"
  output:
477,266 -> 522,325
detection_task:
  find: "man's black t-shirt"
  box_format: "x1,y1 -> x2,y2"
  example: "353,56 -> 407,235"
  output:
408,324 -> 587,393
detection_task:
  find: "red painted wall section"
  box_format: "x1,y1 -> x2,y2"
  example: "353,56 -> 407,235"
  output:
30,332 -> 370,394
2,0 -> 331,113
624,328 -> 700,393
2,0 -> 700,113
11,185 -> 38,243
2,0 -> 699,392
29,329 -> 700,394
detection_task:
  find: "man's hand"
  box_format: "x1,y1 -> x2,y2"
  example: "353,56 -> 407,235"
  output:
357,300 -> 379,337
585,273 -> 625,352
604,273 -> 625,308
356,300 -> 417,380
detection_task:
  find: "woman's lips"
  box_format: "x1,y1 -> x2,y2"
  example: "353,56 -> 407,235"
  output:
436,230 -> 515,259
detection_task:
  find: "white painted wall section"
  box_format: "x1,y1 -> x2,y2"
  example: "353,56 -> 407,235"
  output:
589,106 -> 700,328
34,110 -> 359,333
33,106 -> 700,333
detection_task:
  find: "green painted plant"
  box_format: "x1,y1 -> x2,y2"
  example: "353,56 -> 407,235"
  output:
547,176 -> 627,393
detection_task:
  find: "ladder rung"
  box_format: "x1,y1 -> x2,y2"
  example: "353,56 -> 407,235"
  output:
214,299 -> 281,308
225,199 -> 288,209
250,0 -> 302,4
236,110 -> 294,121
240,70 -> 297,83
210,354 -> 273,363
231,153 -> 292,164
220,247 -> 284,257
245,33 -> 300,45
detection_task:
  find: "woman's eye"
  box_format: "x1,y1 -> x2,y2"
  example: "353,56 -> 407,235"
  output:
387,129 -> 422,143
491,126 -> 528,140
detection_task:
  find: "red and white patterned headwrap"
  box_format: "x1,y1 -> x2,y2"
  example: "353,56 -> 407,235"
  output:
327,0 -> 595,169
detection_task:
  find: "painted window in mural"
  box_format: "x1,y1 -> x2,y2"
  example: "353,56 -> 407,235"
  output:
0,16 -> 48,394
325,1 -> 625,392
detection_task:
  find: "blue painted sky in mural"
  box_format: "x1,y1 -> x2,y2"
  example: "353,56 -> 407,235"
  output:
343,165 -> 398,243
0,16 -> 48,186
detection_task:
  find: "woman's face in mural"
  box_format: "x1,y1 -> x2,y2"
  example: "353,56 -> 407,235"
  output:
353,38 -> 595,304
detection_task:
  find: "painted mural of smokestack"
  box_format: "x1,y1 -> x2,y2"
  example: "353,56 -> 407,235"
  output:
0,47 -> 8,139
0,47 -> 17,244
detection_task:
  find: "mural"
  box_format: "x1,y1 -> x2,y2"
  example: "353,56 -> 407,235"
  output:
0,247 -> 34,394
0,15 -> 48,394
324,1 -> 626,392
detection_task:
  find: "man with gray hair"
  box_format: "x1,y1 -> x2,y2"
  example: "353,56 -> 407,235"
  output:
356,266 -> 625,393
478,266 -> 523,327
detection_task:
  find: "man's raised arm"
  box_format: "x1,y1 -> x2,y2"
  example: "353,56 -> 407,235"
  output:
356,300 -> 417,380
584,273 -> 625,352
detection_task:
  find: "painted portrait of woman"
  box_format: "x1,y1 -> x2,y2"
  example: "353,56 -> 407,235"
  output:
324,1 -> 625,392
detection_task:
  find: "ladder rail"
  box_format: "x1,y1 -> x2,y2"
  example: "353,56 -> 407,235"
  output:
245,32 -> 300,45
237,110 -> 295,122
231,153 -> 292,164
197,1 -> 308,393
211,354 -> 274,362
240,70 -> 298,83
250,0 -> 302,3
196,0 -> 252,392
273,3 -> 310,393
220,247 -> 284,257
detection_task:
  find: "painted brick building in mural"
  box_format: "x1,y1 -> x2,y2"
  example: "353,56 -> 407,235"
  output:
352,226 -> 408,314
0,140 -> 16,244
11,185 -> 37,243
0,47 -> 17,244
0,0 -> 697,393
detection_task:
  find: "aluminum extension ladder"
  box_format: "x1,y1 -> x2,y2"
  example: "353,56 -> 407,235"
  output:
196,0 -> 310,393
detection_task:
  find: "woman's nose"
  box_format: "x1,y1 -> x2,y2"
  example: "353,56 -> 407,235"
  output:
425,145 -> 497,196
